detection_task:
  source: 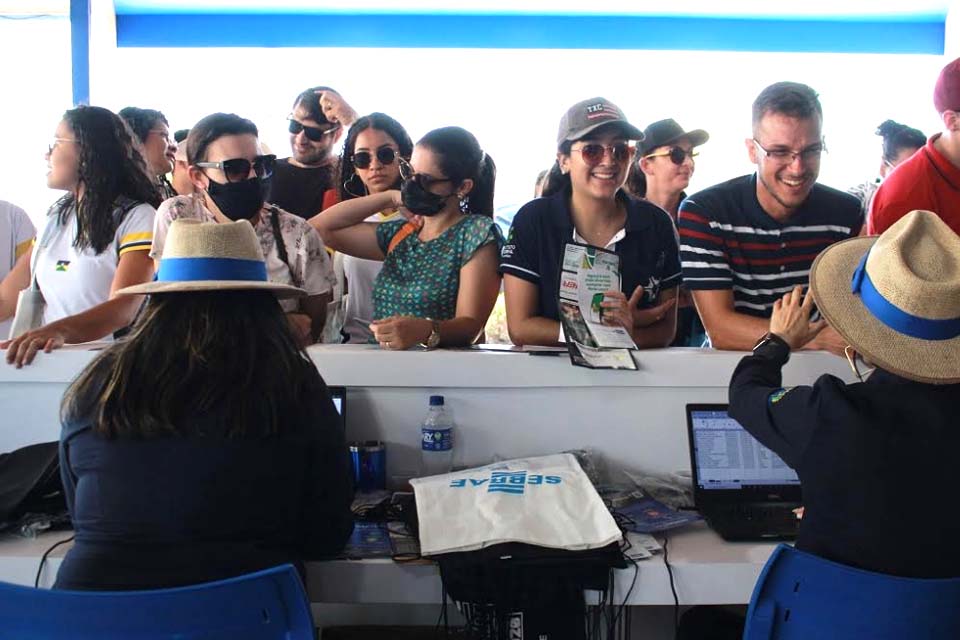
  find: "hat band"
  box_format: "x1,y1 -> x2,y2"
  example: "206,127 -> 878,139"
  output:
157,257 -> 268,283
851,252 -> 960,341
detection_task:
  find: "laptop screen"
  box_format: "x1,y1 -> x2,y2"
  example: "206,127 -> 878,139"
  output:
688,406 -> 799,491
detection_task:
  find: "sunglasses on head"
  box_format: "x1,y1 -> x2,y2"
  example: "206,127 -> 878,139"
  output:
195,154 -> 277,183
351,146 -> 398,170
644,146 -> 698,165
572,142 -> 632,166
398,158 -> 453,189
287,118 -> 339,142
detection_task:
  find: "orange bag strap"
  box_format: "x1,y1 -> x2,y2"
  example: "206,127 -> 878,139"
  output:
387,221 -> 418,254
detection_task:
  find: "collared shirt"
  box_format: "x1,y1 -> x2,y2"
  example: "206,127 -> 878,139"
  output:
678,174 -> 861,318
868,134 -> 960,236
729,342 -> 960,578
152,195 -> 335,313
499,189 -> 681,321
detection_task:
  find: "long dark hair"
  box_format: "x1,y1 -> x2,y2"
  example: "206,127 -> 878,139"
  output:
541,141 -> 572,198
337,112 -> 414,202
417,126 -> 496,217
61,290 -> 321,439
55,106 -> 160,254
118,106 -> 168,144
876,119 -> 925,164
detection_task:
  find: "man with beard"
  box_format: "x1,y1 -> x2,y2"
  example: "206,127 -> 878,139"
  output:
677,82 -> 860,353
271,86 -> 357,219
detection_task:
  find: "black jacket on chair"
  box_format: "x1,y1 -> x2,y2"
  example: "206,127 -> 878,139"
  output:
729,340 -> 960,579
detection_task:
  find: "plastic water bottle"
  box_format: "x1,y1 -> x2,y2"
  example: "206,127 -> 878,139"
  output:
421,395 -> 454,475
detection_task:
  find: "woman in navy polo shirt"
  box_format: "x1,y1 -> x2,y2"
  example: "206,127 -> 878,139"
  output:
500,98 -> 681,347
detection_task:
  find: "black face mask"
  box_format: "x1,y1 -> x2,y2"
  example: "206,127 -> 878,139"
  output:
400,178 -> 450,217
206,176 -> 272,221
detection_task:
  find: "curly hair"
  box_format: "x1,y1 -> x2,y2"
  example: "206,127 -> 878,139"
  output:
55,106 -> 161,254
337,112 -> 414,202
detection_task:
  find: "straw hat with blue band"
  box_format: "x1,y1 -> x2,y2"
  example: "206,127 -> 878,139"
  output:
810,210 -> 960,384
117,219 -> 305,299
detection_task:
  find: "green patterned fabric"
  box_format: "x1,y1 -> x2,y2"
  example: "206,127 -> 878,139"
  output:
373,215 -> 503,321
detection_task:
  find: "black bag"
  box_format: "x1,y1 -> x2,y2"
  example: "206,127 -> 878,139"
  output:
0,442 -> 68,530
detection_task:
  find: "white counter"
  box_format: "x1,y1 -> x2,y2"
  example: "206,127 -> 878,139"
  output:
0,345 -> 853,481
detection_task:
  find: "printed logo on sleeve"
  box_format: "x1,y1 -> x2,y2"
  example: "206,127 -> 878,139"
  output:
55,260 -> 71,272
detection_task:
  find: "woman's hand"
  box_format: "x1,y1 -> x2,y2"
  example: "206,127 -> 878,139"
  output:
769,286 -> 825,350
599,286 -> 645,332
369,316 -> 432,350
1,324 -> 67,368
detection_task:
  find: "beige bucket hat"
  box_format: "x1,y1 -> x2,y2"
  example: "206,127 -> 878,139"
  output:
117,219 -> 305,299
810,210 -> 960,384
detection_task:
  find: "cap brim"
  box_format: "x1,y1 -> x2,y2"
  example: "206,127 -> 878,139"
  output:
641,128 -> 709,155
564,121 -> 645,144
810,236 -> 960,384
116,280 -> 307,299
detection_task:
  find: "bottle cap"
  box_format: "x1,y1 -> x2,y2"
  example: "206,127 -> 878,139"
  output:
429,395 -> 444,406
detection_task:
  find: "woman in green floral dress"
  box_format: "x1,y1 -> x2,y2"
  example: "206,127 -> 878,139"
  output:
311,126 -> 502,350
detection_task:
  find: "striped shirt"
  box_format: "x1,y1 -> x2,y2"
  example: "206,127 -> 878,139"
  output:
678,174 -> 861,317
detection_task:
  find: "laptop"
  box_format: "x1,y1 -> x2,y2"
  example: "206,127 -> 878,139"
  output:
686,403 -> 801,541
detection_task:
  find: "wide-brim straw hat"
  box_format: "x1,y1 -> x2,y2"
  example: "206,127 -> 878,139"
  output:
117,218 -> 305,299
810,210 -> 960,384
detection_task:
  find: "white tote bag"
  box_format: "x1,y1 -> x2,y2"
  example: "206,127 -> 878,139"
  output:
411,453 -> 622,557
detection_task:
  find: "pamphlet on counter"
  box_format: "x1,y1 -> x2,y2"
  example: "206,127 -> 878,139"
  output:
558,242 -> 637,370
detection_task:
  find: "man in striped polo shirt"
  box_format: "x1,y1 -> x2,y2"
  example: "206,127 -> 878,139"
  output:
677,82 -> 861,353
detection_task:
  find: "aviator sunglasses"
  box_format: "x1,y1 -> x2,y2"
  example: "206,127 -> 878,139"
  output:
644,146 -> 698,165
351,146 -> 399,170
195,154 -> 277,183
571,142 -> 632,166
288,118 -> 340,142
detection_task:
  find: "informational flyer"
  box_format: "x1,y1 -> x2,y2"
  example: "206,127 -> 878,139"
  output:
557,242 -> 637,370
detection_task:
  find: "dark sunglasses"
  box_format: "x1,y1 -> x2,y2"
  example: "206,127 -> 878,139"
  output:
287,118 -> 340,142
644,146 -> 698,165
351,146 -> 398,169
572,142 -> 632,166
399,158 -> 453,189
195,154 -> 277,183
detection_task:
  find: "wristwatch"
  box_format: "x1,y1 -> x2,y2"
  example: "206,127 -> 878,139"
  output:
421,318 -> 442,349
752,332 -> 791,360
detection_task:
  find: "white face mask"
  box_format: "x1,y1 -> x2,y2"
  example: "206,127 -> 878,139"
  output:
844,345 -> 876,382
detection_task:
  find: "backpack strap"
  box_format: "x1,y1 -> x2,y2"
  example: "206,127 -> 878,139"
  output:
387,221 -> 419,254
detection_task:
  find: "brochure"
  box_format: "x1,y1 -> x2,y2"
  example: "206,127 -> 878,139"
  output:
558,242 -> 637,370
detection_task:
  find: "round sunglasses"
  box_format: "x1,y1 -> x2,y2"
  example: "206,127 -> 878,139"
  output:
287,118 -> 340,142
351,146 -> 399,169
644,146 -> 699,165
195,154 -> 277,183
571,142 -> 632,166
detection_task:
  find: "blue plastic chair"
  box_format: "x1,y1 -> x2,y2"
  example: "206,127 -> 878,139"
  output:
0,563 -> 315,639
743,544 -> 960,639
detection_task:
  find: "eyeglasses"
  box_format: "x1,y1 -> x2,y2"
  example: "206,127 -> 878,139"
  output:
844,346 -> 876,383
399,158 -> 452,189
148,129 -> 172,144
352,146 -> 398,170
570,142 -> 632,166
47,137 -> 77,155
287,118 -> 339,142
752,139 -> 825,164
195,154 -> 277,183
644,146 -> 698,165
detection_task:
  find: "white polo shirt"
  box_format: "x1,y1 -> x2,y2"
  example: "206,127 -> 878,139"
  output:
0,201 -> 37,337
34,201 -> 155,329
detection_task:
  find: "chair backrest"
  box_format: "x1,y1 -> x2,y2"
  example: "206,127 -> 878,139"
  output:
0,563 -> 314,639
743,544 -> 960,640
